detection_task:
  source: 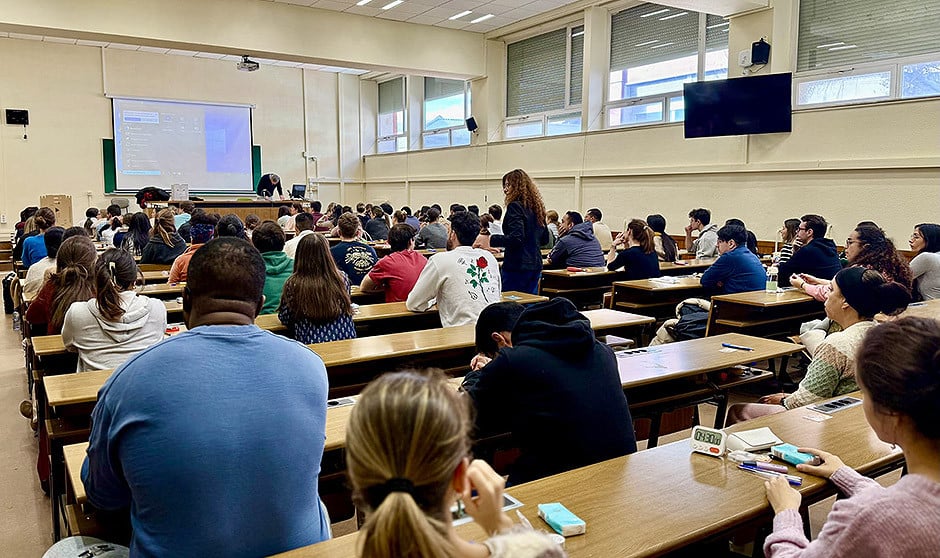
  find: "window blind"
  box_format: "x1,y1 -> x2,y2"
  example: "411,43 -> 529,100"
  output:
378,77 -> 404,114
610,3 -> 699,72
507,28 -> 567,116
425,77 -> 465,101
797,0 -> 940,72
705,14 -> 729,52
570,26 -> 585,105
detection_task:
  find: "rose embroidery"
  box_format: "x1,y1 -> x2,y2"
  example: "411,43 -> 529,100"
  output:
477,257 -> 488,269
467,256 -> 492,302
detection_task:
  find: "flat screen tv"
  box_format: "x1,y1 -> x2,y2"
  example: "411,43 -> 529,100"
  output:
683,73 -> 792,138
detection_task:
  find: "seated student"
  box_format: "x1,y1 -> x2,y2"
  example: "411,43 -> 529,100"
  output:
684,208 -> 719,259
95,204 -> 121,240
401,205 -> 420,231
700,224 -> 767,295
168,212 -> 217,283
347,370 -> 566,558
415,207 -> 448,249
646,214 -> 678,262
545,211 -> 606,269
467,301 -> 525,372
174,200 -> 195,229
584,208 -> 612,251
725,218 -> 759,255
21,207 -> 57,269
606,219 -> 662,279
462,298 -> 637,485
775,218 -> 802,265
215,213 -> 246,240
276,205 -> 292,229
251,220 -> 294,315
140,209 -> 187,264
909,223 -> 940,300
361,224 -> 427,302
83,207 -> 101,238
545,209 -> 560,242
62,249 -> 167,372
279,234 -> 356,344
283,211 -> 314,258
26,236 -> 97,336
75,237 -> 332,557
365,207 -> 391,241
316,204 -> 342,233
488,204 -> 504,236
777,214 -> 842,285
120,212 -> 151,256
330,212 -> 379,285
244,213 -> 260,240
762,317 -> 940,558
23,226 -> 64,299
727,267 -> 910,424
407,211 -> 501,328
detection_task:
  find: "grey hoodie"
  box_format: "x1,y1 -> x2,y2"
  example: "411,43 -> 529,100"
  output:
546,221 -> 606,268
62,291 -> 168,371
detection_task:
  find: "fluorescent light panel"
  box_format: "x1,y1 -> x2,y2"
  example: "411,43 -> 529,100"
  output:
470,14 -> 494,23
449,10 -> 472,20
641,8 -> 669,18
659,11 -> 688,20
381,0 -> 402,9
356,0 -> 372,5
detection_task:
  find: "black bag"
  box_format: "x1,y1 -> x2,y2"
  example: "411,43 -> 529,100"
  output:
672,305 -> 709,340
3,272 -> 15,314
135,186 -> 171,208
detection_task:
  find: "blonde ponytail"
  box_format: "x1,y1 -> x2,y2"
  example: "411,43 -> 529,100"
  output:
359,491 -> 453,558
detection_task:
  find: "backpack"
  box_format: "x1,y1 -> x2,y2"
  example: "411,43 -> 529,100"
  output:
672,304 -> 710,340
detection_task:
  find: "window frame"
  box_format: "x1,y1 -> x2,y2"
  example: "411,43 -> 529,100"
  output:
501,22 -> 585,140
421,79 -> 472,150
377,76 -> 408,154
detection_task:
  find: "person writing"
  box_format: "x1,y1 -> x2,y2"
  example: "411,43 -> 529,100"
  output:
762,317 -> 940,557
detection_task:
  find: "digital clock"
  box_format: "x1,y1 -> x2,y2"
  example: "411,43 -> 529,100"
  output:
690,425 -> 726,457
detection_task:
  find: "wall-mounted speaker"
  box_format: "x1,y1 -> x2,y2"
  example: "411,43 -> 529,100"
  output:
465,117 -> 478,133
5,109 -> 29,125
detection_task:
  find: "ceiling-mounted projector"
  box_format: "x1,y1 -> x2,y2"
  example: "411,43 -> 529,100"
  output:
237,55 -> 260,72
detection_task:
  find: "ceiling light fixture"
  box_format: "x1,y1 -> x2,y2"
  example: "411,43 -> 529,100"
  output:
356,0 -> 372,5
659,11 -> 688,20
381,0 -> 402,9
470,14 -> 494,23
641,9 -> 669,18
449,10 -> 472,20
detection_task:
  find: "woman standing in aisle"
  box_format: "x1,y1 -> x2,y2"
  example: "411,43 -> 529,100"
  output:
488,169 -> 548,294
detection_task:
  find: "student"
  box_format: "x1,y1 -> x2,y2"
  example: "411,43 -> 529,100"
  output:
13,211 -> 39,263
21,206 -> 56,269
308,200 -> 324,226
606,219 -> 662,280
361,224 -> 427,302
330,212 -> 379,285
545,211 -> 605,269
244,213 -> 261,240
95,204 -> 121,240
140,209 -> 187,264
700,224 -> 766,295
279,233 -> 356,344
15,206 -> 39,243
75,238 -> 331,558
584,208 -> 612,251
778,214 -> 842,285
488,169 -> 549,294
407,211 -> 501,327
684,208 -> 719,259
725,218 -> 759,255
215,213 -> 246,239
762,317 -> 940,557
545,209 -> 560,242
256,172 -> 283,198
775,218 -> 802,265
415,207 -> 448,249
23,226 -> 64,299
26,236 -> 97,336
401,206 -> 420,231
909,223 -> 940,300
276,205 -> 292,229
83,207 -> 101,237
470,301 -> 525,369
365,206 -> 391,241
316,204 -> 343,233
462,298 -> 637,485
347,370 -> 566,558
646,214 -> 678,262
62,249 -> 167,372
100,216 -> 123,246
727,266 -> 910,424
251,220 -> 294,315
120,212 -> 151,256
174,200 -> 195,229
283,211 -> 315,258
356,202 -> 370,230
488,204 -> 504,236
169,213 -> 217,283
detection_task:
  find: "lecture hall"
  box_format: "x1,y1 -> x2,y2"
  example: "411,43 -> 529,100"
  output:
1,0 -> 939,556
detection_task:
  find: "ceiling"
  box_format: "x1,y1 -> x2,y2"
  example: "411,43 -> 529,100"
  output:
266,0 -> 588,33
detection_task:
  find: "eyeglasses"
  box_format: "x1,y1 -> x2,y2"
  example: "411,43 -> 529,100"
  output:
845,239 -> 859,245
797,227 -> 808,232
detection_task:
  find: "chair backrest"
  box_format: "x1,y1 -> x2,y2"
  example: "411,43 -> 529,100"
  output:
111,198 -> 130,210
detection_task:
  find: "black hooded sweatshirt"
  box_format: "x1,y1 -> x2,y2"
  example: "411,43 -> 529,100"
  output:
462,298 -> 637,485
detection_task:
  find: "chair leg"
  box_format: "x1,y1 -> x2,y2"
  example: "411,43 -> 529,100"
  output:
713,394 -> 729,429
647,414 -> 662,448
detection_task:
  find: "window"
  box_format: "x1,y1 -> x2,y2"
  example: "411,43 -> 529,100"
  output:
606,4 -> 728,128
795,0 -> 940,107
504,25 -> 584,139
378,77 -> 406,153
422,78 -> 471,149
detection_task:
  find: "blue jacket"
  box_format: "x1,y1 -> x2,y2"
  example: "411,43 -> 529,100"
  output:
546,222 -> 605,268
700,246 -> 766,294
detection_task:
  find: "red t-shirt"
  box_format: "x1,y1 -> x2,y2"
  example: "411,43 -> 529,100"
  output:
367,250 -> 428,303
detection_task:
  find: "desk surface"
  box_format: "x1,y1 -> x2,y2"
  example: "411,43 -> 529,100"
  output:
659,258 -> 716,273
897,298 -> 940,320
614,276 -> 703,292
711,289 -> 814,308
139,282 -> 184,297
271,391 -> 898,557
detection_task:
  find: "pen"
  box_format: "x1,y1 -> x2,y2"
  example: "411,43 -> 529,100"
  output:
738,465 -> 802,486
722,343 -> 754,351
743,461 -> 788,473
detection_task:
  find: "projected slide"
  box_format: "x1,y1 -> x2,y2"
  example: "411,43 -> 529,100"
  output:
112,98 -> 253,193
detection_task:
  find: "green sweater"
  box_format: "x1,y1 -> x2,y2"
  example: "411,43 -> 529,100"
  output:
261,251 -> 293,315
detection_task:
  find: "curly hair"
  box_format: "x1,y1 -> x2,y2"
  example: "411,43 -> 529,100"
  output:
852,225 -> 913,289
502,169 -> 546,226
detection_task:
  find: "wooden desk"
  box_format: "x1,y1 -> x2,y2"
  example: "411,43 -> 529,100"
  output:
140,270 -> 170,284
540,267 -> 616,308
611,276 -> 705,320
138,282 -> 184,300
659,258 -> 715,276
272,392 -> 900,558
896,298 -> 940,321
706,289 -> 824,338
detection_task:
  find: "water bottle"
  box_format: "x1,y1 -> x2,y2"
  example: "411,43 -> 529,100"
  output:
765,266 -> 778,293
12,311 -> 20,331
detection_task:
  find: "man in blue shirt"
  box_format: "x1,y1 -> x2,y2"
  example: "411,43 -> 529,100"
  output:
700,224 -> 766,294
82,237 -> 331,557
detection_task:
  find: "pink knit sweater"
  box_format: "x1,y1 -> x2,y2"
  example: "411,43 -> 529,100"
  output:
765,466 -> 940,557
